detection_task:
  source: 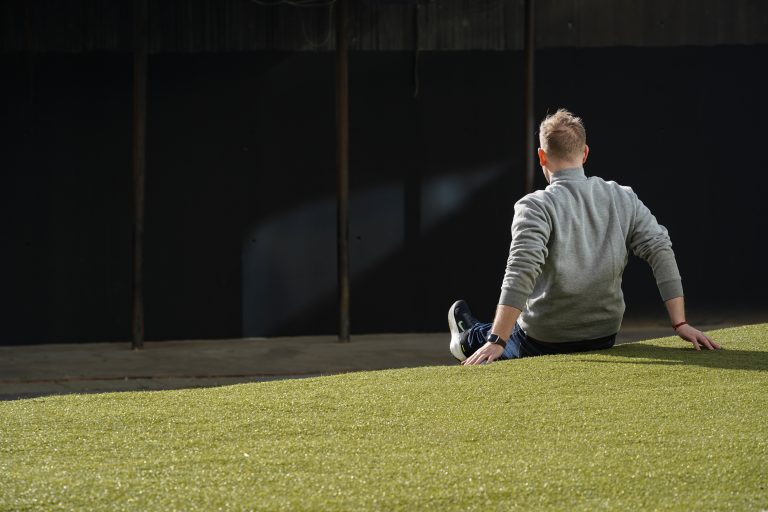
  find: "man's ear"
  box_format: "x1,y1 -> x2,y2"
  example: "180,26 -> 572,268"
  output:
538,148 -> 547,167
582,144 -> 590,164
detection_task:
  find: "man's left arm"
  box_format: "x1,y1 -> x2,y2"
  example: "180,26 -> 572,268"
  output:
463,197 -> 549,366
462,304 -> 522,365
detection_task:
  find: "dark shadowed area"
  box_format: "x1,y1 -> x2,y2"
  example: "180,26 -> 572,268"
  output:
1,0 -> 767,344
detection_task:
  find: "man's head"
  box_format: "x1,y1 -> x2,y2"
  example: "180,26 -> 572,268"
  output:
537,109 -> 589,180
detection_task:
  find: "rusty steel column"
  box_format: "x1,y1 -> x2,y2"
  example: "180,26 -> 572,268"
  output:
523,0 -> 536,194
336,0 -> 351,343
131,0 -> 147,350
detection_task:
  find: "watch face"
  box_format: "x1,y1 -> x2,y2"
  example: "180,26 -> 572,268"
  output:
486,333 -> 507,347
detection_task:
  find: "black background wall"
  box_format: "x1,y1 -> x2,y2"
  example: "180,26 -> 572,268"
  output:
2,45 -> 767,344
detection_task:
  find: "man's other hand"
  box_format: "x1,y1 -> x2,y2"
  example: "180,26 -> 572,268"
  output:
462,342 -> 505,366
676,324 -> 721,351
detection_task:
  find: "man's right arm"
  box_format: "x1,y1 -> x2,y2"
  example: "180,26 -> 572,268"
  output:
627,192 -> 683,302
628,192 -> 720,350
665,296 -> 720,350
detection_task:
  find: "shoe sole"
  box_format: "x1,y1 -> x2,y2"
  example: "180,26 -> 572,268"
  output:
448,301 -> 467,362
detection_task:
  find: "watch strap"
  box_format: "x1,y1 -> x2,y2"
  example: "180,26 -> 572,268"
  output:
486,333 -> 507,349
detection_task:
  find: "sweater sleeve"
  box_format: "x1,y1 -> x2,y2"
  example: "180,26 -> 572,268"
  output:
627,192 -> 684,301
499,196 -> 551,310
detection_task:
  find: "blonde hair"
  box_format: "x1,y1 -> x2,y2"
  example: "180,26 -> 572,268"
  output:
539,109 -> 586,161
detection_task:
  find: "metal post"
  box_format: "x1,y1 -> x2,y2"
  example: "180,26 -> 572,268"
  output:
336,0 -> 351,343
131,0 -> 147,350
523,0 -> 536,194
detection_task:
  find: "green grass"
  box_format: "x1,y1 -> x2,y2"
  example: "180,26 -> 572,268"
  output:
2,325 -> 767,511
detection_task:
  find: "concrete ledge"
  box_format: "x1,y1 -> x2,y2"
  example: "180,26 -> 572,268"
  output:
3,315 -> 763,400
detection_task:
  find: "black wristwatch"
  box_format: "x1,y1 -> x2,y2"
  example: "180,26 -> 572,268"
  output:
486,333 -> 507,349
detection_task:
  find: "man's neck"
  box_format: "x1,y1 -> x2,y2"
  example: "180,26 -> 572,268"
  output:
549,160 -> 583,173
545,163 -> 583,183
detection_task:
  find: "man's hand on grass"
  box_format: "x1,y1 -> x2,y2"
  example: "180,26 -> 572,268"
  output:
676,324 -> 721,351
462,342 -> 505,366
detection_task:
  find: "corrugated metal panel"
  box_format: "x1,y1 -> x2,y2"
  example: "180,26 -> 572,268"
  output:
353,2 -> 417,51
1,0 -> 766,53
537,0 -> 768,48
416,0 -> 517,51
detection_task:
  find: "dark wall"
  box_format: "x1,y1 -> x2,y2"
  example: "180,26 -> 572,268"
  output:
537,46 -> 768,312
3,0 -> 766,52
2,54 -> 133,343
2,46 -> 767,344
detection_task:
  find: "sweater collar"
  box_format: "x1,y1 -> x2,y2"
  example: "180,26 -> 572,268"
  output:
549,167 -> 587,184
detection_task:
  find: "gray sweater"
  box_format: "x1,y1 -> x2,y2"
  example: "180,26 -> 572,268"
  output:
499,167 -> 683,342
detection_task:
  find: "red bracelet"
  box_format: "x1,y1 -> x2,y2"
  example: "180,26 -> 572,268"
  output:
672,321 -> 688,330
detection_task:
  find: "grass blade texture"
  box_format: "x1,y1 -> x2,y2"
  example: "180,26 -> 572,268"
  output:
2,324 -> 767,511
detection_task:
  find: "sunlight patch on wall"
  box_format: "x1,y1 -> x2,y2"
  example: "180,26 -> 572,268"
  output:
242,164 -> 505,336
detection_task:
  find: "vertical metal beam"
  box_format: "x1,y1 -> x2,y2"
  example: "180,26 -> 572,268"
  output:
405,3 -> 421,245
336,0 -> 351,343
523,0 -> 536,194
131,0 -> 147,350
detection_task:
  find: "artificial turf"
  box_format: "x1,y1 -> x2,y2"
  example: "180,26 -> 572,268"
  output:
1,324 -> 767,511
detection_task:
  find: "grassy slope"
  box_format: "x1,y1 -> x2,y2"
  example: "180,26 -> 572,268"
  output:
1,325 -> 767,511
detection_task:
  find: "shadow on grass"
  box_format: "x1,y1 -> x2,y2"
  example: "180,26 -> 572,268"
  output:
0,374 -> 320,402
580,343 -> 768,372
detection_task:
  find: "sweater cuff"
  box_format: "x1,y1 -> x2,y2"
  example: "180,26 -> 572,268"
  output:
657,279 -> 684,301
499,288 -> 528,311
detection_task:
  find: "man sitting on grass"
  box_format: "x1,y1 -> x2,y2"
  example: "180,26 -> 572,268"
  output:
450,109 -> 719,365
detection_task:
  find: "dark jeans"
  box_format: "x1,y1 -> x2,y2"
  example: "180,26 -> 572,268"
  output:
463,322 -> 616,360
